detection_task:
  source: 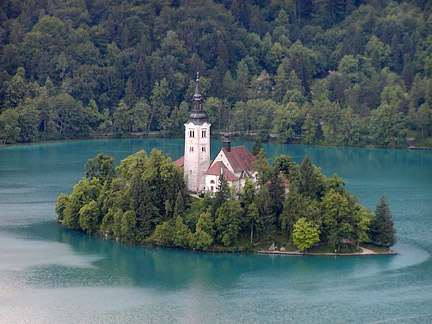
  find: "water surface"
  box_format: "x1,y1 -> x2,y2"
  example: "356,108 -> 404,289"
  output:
0,139 -> 431,324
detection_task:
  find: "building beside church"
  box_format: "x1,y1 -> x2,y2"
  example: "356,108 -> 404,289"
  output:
175,74 -> 256,193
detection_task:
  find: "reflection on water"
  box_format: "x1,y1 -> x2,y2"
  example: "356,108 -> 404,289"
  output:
0,139 -> 432,323
3,220 -> 430,293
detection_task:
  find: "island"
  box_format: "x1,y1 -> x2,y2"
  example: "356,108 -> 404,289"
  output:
55,147 -> 396,255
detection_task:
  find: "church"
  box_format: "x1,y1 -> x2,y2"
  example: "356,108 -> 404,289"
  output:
175,74 -> 256,193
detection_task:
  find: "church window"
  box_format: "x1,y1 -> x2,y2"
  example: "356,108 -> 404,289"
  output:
202,130 -> 206,138
210,180 -> 215,184
189,130 -> 195,138
190,146 -> 194,152
202,147 -> 206,152
211,186 -> 214,191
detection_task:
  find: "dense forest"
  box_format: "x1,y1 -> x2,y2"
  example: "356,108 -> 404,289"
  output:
1,0 -> 431,147
56,149 -> 396,252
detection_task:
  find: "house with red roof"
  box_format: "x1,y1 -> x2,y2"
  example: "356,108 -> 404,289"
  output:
204,134 -> 256,192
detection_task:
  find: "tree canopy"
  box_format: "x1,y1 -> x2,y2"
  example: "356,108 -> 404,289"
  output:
56,150 -> 396,252
0,0 -> 431,148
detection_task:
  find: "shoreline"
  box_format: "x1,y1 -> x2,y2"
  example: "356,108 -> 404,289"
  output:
257,247 -> 398,257
1,134 -> 431,151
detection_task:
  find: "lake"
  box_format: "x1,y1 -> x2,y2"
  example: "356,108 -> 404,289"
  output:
0,139 -> 431,324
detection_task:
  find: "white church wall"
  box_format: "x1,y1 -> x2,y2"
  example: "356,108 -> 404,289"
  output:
184,121 -> 211,193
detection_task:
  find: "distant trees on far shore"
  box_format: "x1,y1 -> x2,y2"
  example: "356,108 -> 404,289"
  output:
1,1 -> 432,148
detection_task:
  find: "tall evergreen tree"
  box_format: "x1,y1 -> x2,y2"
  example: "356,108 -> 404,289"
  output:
369,196 -> 396,247
299,157 -> 325,200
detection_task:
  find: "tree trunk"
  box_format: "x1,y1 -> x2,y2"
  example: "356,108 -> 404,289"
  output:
148,105 -> 156,132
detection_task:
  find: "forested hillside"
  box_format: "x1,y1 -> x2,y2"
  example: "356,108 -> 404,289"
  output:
1,0 -> 431,147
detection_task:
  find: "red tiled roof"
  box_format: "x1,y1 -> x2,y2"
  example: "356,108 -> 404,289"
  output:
205,161 -> 238,181
174,156 -> 184,168
222,146 -> 255,172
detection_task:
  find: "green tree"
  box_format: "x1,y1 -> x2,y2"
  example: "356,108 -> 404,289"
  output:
369,197 -> 396,247
63,178 -> 102,230
121,210 -> 137,243
280,187 -> 318,240
293,218 -> 320,252
273,102 -> 301,143
79,200 -> 100,234
247,201 -> 261,244
252,148 -> 271,185
414,103 -> 432,142
215,201 -> 242,247
154,220 -> 174,246
130,99 -> 151,133
3,67 -> 29,109
255,185 -> 276,237
320,189 -> 352,250
113,101 -> 131,135
173,216 -> 192,248
0,109 -> 21,144
212,176 -> 231,213
16,99 -> 40,143
273,154 -> 300,183
84,153 -> 116,183
369,103 -> 407,148
194,211 -> 215,250
55,194 -> 69,222
173,191 -> 185,218
302,113 -> 317,145
299,157 -> 325,200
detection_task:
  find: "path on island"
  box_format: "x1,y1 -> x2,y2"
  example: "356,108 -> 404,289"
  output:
359,246 -> 375,255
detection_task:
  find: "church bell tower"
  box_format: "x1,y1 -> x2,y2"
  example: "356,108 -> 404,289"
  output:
183,73 -> 211,193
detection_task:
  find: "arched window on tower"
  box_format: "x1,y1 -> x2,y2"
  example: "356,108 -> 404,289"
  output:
202,130 -> 206,138
189,130 -> 195,138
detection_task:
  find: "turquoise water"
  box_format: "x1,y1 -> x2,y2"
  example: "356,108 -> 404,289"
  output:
0,139 -> 431,324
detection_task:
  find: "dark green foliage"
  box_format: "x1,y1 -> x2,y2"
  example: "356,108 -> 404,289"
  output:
369,197 -> 396,247
255,185 -> 277,238
215,201 -> 242,247
79,200 -> 100,234
280,187 -> 315,240
212,176 -> 231,213
273,155 -> 300,183
121,210 -> 137,243
57,149 -> 188,242
56,149 -> 395,251
173,216 -> 193,248
252,148 -> 271,185
84,153 -> 116,183
55,194 -> 69,222
267,169 -> 285,218
0,1 -> 430,147
299,157 -> 325,200
0,109 -> 20,144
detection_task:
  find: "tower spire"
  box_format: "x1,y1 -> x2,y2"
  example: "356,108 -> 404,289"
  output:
188,72 -> 207,125
193,72 -> 202,111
